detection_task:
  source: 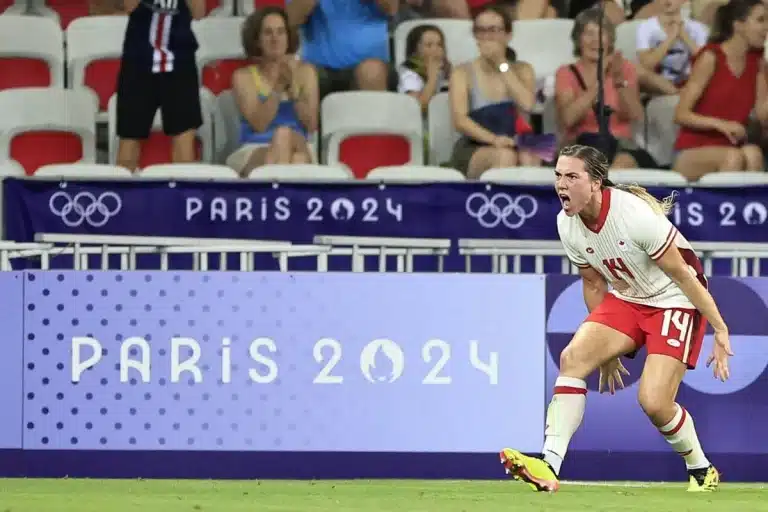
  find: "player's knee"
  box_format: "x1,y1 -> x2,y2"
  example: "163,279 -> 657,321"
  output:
559,344 -> 580,375
637,386 -> 667,420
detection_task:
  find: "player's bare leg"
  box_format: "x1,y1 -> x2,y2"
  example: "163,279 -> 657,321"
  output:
501,321 -> 636,492
638,354 -> 719,492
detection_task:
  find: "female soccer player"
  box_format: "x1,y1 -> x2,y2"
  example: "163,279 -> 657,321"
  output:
500,144 -> 732,493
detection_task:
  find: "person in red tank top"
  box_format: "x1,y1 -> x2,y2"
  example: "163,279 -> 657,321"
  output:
673,0 -> 768,180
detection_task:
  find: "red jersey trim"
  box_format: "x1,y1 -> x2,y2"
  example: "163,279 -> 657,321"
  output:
585,188 -> 611,234
650,226 -> 678,260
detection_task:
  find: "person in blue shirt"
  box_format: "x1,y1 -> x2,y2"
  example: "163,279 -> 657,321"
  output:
287,0 -> 399,97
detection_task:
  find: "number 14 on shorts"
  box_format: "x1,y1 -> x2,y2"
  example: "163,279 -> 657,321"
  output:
662,309 -> 694,348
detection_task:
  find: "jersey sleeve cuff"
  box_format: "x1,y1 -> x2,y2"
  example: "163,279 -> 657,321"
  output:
571,260 -> 590,268
650,226 -> 678,260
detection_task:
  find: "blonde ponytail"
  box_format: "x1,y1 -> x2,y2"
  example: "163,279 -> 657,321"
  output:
613,184 -> 676,216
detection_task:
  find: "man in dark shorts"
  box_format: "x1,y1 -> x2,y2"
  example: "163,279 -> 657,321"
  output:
115,0 -> 205,170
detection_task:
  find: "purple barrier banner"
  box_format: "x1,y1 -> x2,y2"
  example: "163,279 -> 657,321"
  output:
546,275 -> 768,455
20,271 -> 546,453
3,180 -> 768,272
0,273 -> 23,449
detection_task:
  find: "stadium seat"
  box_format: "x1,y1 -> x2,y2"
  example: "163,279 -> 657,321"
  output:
192,17 -> 248,95
0,159 -> 25,177
66,16 -> 128,117
34,163 -> 132,178
0,16 -> 65,90
215,90 -> 241,163
615,20 -> 644,63
0,88 -> 98,174
696,171 -> 768,187
206,0 -> 232,16
479,166 -> 552,185
248,164 -> 353,181
608,168 -> 689,186
37,0 -> 89,29
321,92 -> 423,178
394,19 -> 476,68
427,92 -> 458,167
366,165 -> 465,182
511,19 -> 575,81
1,0 -> 27,15
107,90 -> 215,167
239,0 -> 287,15
138,163 -> 239,179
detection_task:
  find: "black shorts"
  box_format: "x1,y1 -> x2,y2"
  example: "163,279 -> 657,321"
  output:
116,59 -> 203,139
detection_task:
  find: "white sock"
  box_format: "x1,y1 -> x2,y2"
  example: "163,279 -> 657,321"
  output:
659,404 -> 710,470
542,376 -> 587,476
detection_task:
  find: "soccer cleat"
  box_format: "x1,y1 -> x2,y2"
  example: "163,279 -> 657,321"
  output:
499,448 -> 560,493
687,465 -> 720,492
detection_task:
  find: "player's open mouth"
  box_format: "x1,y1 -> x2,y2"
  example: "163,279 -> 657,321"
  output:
559,193 -> 570,208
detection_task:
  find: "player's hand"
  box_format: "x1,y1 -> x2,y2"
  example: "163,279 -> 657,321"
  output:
599,357 -> 629,395
706,329 -> 733,381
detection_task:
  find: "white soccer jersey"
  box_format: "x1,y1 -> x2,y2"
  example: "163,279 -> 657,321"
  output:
557,188 -> 704,309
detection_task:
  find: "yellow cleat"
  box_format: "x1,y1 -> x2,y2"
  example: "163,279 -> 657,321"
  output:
687,465 -> 720,492
499,448 -> 560,493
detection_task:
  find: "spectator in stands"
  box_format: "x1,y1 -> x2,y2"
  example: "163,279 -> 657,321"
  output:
398,25 -> 450,112
287,0 -> 398,98
469,0 -> 557,19
448,5 -> 538,178
636,0 -> 709,93
673,0 -> 767,179
397,0 -> 471,19
228,8 -> 319,176
554,8 -> 654,169
115,0 -> 205,171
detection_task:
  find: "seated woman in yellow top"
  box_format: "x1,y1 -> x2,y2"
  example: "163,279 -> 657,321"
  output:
230,7 -> 318,176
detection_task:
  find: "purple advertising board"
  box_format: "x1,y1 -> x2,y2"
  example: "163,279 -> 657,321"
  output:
546,275 -> 768,481
1,271 -> 767,482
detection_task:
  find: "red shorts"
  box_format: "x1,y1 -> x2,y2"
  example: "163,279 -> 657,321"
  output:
586,293 -> 707,369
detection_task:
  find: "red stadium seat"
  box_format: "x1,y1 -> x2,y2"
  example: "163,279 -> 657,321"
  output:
206,0 -> 220,14
0,58 -> 52,91
45,0 -> 89,28
139,133 -> 203,168
201,59 -> 248,95
11,131 -> 84,175
84,58 -> 122,112
255,0 -> 286,5
338,135 -> 412,179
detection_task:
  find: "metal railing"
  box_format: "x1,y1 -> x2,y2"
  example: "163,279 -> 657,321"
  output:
0,234 -> 764,276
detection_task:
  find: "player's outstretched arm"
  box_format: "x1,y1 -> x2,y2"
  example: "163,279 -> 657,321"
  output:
579,266 -> 608,313
655,244 -> 733,380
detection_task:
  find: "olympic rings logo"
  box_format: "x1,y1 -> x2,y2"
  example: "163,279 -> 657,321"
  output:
465,193 -> 539,229
49,191 -> 122,228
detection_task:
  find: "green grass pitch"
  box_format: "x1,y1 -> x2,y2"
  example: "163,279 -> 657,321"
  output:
1,479 -> 767,512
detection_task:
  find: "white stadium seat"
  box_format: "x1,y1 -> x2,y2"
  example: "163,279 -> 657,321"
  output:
34,163 -> 132,178
321,92 -> 423,175
608,168 -> 689,187
480,166 -> 553,185
1,0 -> 27,15
248,164 -> 353,181
394,19 -> 476,68
615,20 -> 644,63
138,164 -> 239,179
0,159 -> 25,177
0,15 -> 65,87
0,87 -> 98,174
697,171 -> 768,187
427,92 -> 458,167
192,16 -> 247,94
511,19 -> 575,80
366,165 -> 465,182
66,16 -> 128,118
